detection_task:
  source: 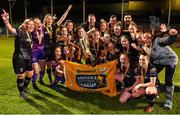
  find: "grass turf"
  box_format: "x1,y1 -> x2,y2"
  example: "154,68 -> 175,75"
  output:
0,37 -> 180,114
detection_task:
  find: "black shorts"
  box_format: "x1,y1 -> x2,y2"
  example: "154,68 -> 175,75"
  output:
12,58 -> 33,74
45,48 -> 54,61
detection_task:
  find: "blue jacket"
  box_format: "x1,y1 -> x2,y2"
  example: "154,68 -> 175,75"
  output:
151,35 -> 178,67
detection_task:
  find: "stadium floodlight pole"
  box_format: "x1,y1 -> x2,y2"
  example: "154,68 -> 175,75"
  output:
8,0 -> 13,26
24,0 -> 27,19
167,0 -> 171,28
121,0 -> 124,22
51,0 -> 53,15
8,0 -> 16,37
8,0 -> 16,25
83,0 -> 86,23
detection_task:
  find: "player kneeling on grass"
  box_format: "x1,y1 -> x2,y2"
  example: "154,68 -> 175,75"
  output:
51,46 -> 64,91
132,54 -> 158,112
1,10 -> 34,99
115,53 -> 140,103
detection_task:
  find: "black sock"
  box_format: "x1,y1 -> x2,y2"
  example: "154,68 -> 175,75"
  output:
32,74 -> 38,84
17,78 -> 24,93
53,76 -> 61,85
46,69 -> 52,82
39,71 -> 45,81
146,94 -> 156,106
149,102 -> 154,107
24,77 -> 31,88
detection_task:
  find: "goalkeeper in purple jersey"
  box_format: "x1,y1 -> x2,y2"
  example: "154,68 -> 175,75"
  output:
31,18 -> 46,89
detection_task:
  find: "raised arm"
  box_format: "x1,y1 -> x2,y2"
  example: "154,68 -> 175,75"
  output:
157,29 -> 178,46
1,9 -> 16,35
56,5 -> 72,26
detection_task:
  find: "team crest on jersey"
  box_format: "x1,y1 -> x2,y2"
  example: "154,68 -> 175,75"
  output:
126,74 -> 131,78
20,68 -> 23,72
26,38 -> 31,42
150,68 -> 156,73
44,32 -> 49,34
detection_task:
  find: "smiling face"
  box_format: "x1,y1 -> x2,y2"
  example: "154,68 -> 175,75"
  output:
26,20 -> 35,33
100,22 -> 107,32
139,54 -> 148,69
61,27 -> 68,36
107,42 -> 115,52
103,33 -> 111,44
66,22 -> 73,32
128,24 -> 137,34
44,15 -> 53,26
93,31 -> 101,44
120,54 -> 129,67
124,15 -> 132,24
34,18 -> 42,30
55,47 -> 62,59
121,36 -> 129,48
142,33 -> 152,44
137,32 -> 144,45
63,46 -> 70,55
88,15 -> 96,26
113,25 -> 121,36
78,28 -> 85,38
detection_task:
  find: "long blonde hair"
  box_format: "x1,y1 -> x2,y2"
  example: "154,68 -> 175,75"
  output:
43,14 -> 52,26
19,18 -> 33,30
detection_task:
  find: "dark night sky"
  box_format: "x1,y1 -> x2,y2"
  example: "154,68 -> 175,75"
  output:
0,0 -> 178,26
0,0 -> 128,26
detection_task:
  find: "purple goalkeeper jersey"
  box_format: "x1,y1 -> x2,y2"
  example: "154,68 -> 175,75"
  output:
31,28 -> 45,51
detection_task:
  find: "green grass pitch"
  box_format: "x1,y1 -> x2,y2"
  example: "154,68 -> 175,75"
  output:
0,37 -> 180,114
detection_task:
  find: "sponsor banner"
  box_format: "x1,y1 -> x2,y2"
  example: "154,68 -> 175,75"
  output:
64,60 -> 117,97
